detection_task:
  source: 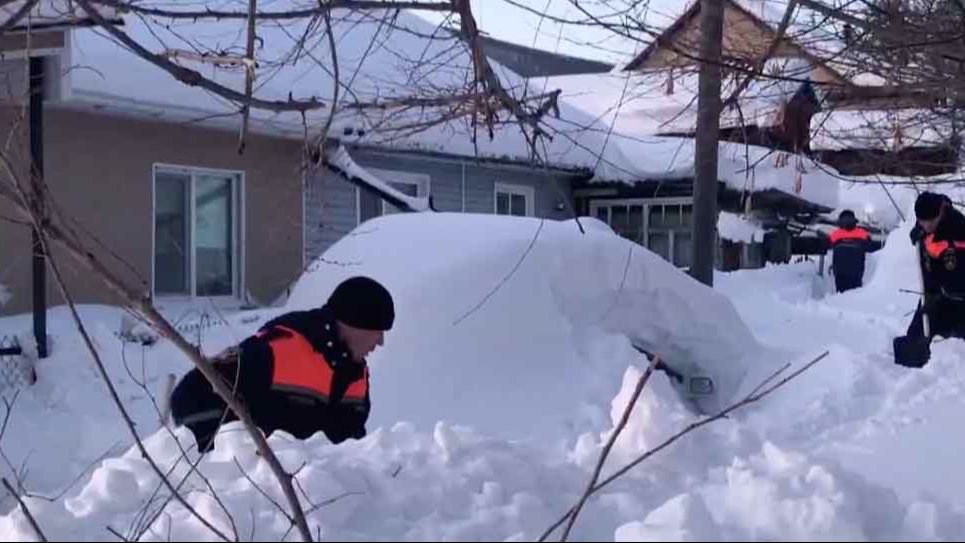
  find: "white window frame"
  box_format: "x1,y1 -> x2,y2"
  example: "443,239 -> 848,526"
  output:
494,182 -> 536,217
355,169 -> 431,224
151,163 -> 245,303
589,197 -> 694,269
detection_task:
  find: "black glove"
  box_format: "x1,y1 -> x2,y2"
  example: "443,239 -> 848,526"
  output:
910,224 -> 925,244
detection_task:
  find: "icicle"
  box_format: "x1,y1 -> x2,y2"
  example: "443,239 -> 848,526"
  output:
744,166 -> 755,216
792,154 -> 805,195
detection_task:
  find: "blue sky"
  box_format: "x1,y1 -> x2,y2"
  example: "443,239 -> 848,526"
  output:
416,0 -> 687,65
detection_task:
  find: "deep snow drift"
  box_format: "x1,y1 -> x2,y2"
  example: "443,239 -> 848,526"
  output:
2,212 -> 965,541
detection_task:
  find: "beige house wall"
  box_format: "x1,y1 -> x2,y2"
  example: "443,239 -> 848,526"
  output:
0,107 -> 304,315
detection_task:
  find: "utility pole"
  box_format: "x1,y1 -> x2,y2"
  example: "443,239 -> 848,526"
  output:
691,0 -> 725,287
30,56 -> 47,358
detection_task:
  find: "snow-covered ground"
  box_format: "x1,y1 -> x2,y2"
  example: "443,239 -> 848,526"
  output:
1,212 -> 964,541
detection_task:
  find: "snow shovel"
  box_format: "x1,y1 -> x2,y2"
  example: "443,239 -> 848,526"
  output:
894,241 -> 932,368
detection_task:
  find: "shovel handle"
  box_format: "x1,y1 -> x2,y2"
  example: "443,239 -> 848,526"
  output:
917,240 -> 931,338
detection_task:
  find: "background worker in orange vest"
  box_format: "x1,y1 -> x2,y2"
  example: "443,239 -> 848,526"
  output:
171,276 -> 394,452
895,192 -> 965,367
828,209 -> 872,293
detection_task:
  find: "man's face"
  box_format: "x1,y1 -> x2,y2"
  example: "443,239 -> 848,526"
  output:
336,322 -> 385,363
919,215 -> 942,234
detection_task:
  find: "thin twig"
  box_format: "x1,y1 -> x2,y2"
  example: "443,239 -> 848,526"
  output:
74,0 -> 325,113
540,350 -> 830,542
0,151 -> 313,542
313,9 -> 340,157
453,218 -> 545,326
106,525 -> 129,541
560,354 -> 662,542
38,232 -> 234,543
2,478 -> 47,542
84,0 -> 454,20
233,457 -> 293,523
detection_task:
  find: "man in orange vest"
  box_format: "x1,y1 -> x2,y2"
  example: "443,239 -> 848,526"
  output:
828,209 -> 872,293
171,276 -> 394,452
896,192 -> 965,367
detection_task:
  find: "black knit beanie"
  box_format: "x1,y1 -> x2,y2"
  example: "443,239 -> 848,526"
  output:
327,276 -> 395,331
838,209 -> 857,230
915,192 -> 946,221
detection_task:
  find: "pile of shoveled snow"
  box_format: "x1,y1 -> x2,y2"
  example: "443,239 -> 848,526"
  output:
1,363 -> 957,542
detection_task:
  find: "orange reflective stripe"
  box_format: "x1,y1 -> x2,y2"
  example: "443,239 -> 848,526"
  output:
265,325 -> 369,405
830,228 -> 870,245
343,367 -> 369,402
924,234 -> 965,259
268,326 -> 334,402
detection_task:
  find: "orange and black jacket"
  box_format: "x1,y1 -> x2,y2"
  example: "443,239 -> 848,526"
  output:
920,206 -> 965,299
171,306 -> 370,452
829,226 -> 872,278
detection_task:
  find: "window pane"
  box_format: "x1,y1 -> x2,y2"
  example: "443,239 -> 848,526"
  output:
359,188 -> 382,223
629,205 -> 644,243
392,182 -> 419,197
511,194 -> 527,216
595,206 -> 608,222
195,175 -> 233,297
496,192 -> 510,215
648,231 -> 671,261
664,204 -> 682,227
154,172 -> 190,295
681,204 -> 693,228
610,204 -> 628,232
649,205 -> 666,228
673,231 -> 693,268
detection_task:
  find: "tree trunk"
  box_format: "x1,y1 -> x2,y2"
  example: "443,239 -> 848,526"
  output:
691,0 -> 725,286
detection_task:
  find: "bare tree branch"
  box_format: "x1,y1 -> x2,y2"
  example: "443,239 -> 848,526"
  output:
74,0 -> 326,113
0,150 -> 313,541
33,229 -> 234,542
0,0 -> 39,34
540,350 -> 830,542
560,354 -> 662,542
313,9 -> 340,159
2,478 -> 47,542
86,0 -> 455,20
238,0 -> 258,154
722,0 -> 799,112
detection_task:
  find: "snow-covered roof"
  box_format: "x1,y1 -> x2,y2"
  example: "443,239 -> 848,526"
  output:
531,67 -> 840,209
54,6 -> 640,173
810,108 -> 956,151
542,57 -> 812,137
593,135 -> 840,210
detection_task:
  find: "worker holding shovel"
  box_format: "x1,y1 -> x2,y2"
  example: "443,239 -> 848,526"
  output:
895,192 -> 965,368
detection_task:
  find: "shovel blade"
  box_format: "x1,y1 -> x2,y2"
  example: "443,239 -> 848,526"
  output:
894,335 -> 931,368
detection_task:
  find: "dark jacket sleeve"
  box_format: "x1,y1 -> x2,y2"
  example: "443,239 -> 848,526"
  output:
230,334 -> 274,402
323,396 -> 370,444
918,241 -> 942,295
910,224 -> 925,245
